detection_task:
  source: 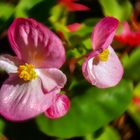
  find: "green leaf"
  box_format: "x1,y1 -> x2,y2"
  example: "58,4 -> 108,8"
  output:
72,18 -> 99,38
28,0 -> 57,22
83,38 -> 92,50
124,48 -> 140,81
73,24 -> 92,37
15,0 -> 42,17
128,83 -> 140,128
50,4 -> 68,24
133,83 -> 140,97
36,80 -> 132,138
95,126 -> 120,140
0,119 -> 5,133
0,2 -> 15,20
99,0 -> 132,21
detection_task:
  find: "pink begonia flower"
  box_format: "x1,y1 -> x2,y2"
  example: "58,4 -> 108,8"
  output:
0,18 -> 70,121
66,23 -> 81,32
59,0 -> 90,12
82,17 -> 123,88
115,22 -> 140,47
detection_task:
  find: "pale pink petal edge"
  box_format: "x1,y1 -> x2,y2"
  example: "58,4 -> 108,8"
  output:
0,76 -> 56,121
82,46 -> 123,88
91,17 -> 119,52
45,93 -> 70,119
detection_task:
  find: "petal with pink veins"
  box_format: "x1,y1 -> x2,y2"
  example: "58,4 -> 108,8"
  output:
82,46 -> 123,88
37,68 -> 67,93
8,18 -> 65,68
92,17 -> 119,52
0,75 -> 55,121
45,93 -> 70,119
0,54 -> 22,74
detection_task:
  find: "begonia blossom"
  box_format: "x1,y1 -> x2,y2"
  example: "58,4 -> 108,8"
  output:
66,23 -> 81,32
115,22 -> 140,47
58,0 -> 90,12
0,18 -> 70,121
82,17 -> 123,88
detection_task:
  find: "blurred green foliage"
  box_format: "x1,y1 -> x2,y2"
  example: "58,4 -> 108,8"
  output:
0,2 -> 15,20
128,83 -> 140,128
99,0 -> 132,21
0,119 -> 5,134
36,80 -> 132,138
95,126 -> 120,140
124,48 -> 140,82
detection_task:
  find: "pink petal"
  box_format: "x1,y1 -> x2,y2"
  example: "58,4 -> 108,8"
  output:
0,54 -> 22,74
59,0 -> 90,11
82,52 -> 97,85
120,22 -> 131,35
115,22 -> 131,45
67,23 -> 81,32
92,17 -> 119,51
8,18 -> 65,68
37,68 -> 67,93
66,3 -> 90,11
115,22 -> 140,46
45,93 -> 70,119
82,46 -> 123,88
0,75 -> 56,121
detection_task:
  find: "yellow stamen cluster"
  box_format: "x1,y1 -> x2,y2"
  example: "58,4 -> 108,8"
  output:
98,48 -> 109,62
17,63 -> 38,81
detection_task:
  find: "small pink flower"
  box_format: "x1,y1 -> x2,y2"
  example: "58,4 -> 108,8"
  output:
66,23 -> 81,32
0,18 -> 70,121
115,22 -> 140,47
82,17 -> 123,88
59,0 -> 90,12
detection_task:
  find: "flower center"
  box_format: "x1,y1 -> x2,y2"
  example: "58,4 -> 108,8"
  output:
98,48 -> 109,61
17,63 -> 38,81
